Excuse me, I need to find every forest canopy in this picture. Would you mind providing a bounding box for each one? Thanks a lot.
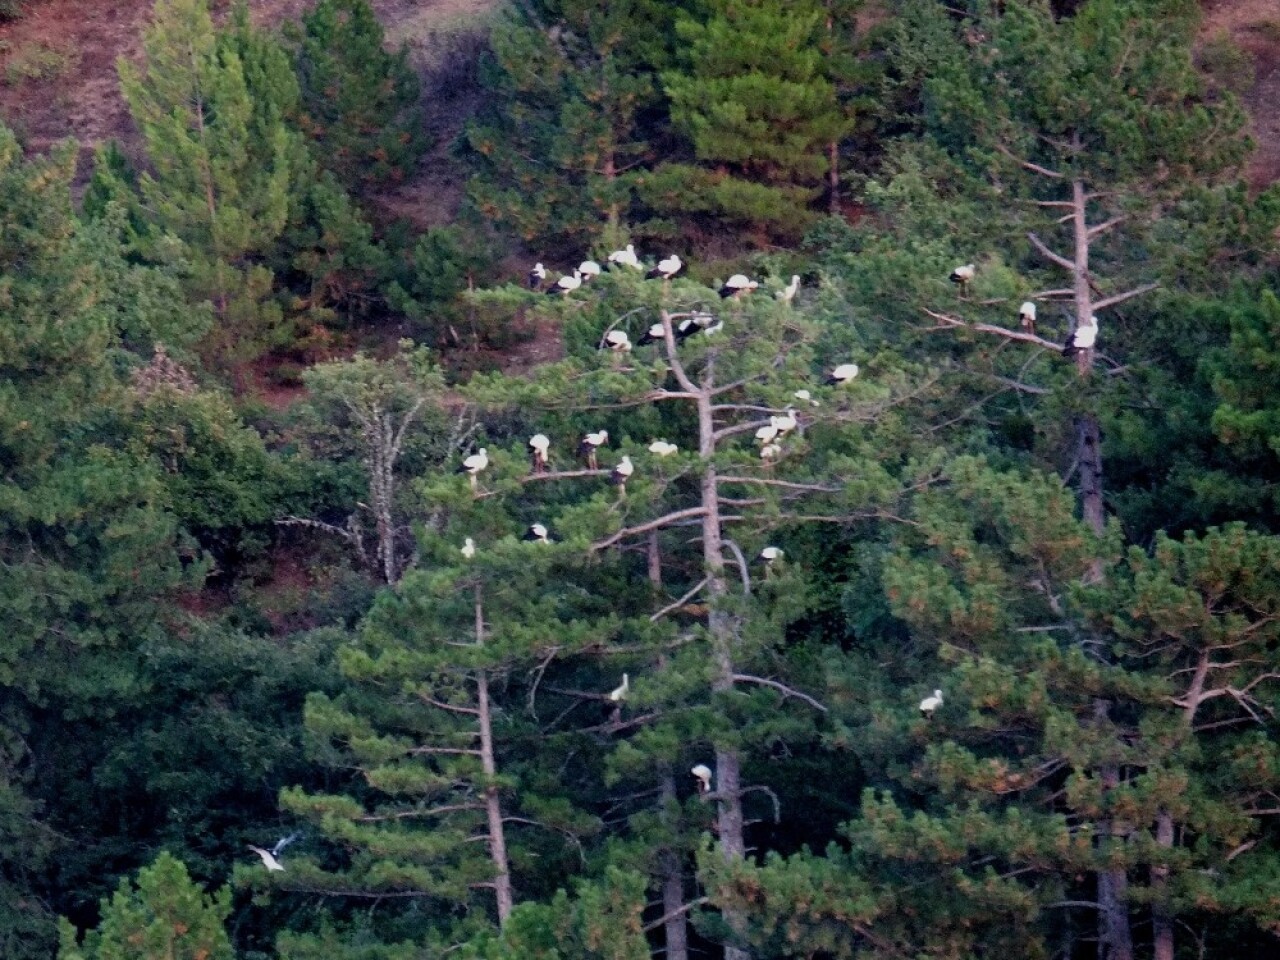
[3,1,1280,959]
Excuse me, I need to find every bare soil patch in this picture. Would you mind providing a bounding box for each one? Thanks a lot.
[1200,0,1280,188]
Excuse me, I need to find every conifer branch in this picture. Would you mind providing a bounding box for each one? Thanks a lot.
[593,506,709,551]
[650,578,711,622]
[996,143,1064,179]
[416,694,482,716]
[732,674,828,713]
[1087,215,1127,239]
[1092,283,1159,311]
[722,539,752,596]
[1026,232,1076,271]
[642,897,710,933]
[520,468,610,483]
[923,307,1064,350]
[718,476,843,493]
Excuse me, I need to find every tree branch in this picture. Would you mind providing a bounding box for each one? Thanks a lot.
[650,577,710,622]
[732,673,828,713]
[1092,282,1159,312]
[1086,215,1127,239]
[593,506,708,551]
[1026,232,1076,272]
[996,143,1065,179]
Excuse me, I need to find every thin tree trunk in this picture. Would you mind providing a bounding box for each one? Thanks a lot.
[1095,701,1132,960]
[475,587,513,924]
[651,533,689,960]
[1152,810,1174,960]
[695,373,749,960]
[1070,168,1131,960]
[660,769,690,960]
[1069,175,1105,543]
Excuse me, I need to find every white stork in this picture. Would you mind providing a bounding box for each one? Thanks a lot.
[919,689,944,719]
[529,434,551,474]
[461,537,476,560]
[638,322,666,346]
[609,673,630,702]
[691,764,713,794]
[607,244,641,269]
[793,389,821,407]
[648,440,678,457]
[1063,315,1099,357]
[578,260,603,280]
[522,522,554,544]
[528,262,547,290]
[823,363,860,386]
[603,329,632,353]
[719,274,759,299]
[776,274,801,303]
[1018,300,1036,334]
[580,429,609,469]
[646,254,683,281]
[950,263,975,293]
[457,448,489,490]
[547,271,583,295]
[248,833,299,873]
[760,546,784,563]
[771,407,798,435]
[610,454,635,492]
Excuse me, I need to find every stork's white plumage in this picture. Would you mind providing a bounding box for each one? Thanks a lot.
[793,389,821,407]
[776,274,801,303]
[648,440,678,457]
[547,271,583,295]
[522,523,553,544]
[578,260,603,279]
[1018,300,1037,333]
[646,254,683,280]
[610,454,635,488]
[607,244,641,269]
[719,273,759,299]
[248,832,298,872]
[950,263,976,288]
[1063,315,1099,356]
[580,430,609,469]
[823,363,860,386]
[760,441,783,461]
[760,546,784,562]
[461,537,476,560]
[609,673,630,702]
[529,434,551,473]
[458,448,489,489]
[771,407,798,435]
[638,322,666,346]
[691,763,713,793]
[528,262,547,290]
[604,329,632,353]
[919,689,944,718]
[756,423,781,445]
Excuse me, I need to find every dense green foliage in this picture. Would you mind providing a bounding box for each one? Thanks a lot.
[2,1,1280,959]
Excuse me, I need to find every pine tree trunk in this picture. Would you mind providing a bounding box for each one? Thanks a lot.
[660,769,690,960]
[696,368,749,960]
[1152,809,1174,960]
[651,534,689,960]
[1070,173,1131,960]
[475,587,514,924]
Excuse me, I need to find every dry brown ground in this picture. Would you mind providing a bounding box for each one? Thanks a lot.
[0,0,497,182]
[1200,0,1280,188]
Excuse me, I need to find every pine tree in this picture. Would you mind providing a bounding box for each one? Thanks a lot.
[287,0,424,194]
[644,0,853,242]
[118,0,300,368]
[464,0,683,251]
[0,124,186,960]
[57,852,234,960]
